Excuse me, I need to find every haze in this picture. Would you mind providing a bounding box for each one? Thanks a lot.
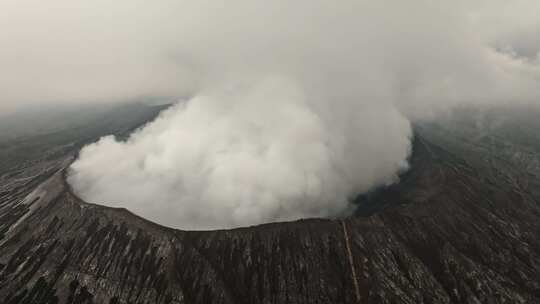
[2,1,540,229]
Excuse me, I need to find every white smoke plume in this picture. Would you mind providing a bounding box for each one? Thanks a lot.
[69,77,411,229]
[49,0,540,229]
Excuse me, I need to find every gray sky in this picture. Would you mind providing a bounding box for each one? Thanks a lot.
[1,0,539,115]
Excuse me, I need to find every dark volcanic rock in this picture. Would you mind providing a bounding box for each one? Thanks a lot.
[1,129,540,303]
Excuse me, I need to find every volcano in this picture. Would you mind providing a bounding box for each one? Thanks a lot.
[0,105,539,304]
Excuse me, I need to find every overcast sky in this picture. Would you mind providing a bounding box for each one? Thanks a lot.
[1,0,540,115]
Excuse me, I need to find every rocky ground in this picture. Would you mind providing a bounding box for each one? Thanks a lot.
[0,107,539,304]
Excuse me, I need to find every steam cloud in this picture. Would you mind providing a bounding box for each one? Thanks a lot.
[8,0,536,229]
[69,77,411,229]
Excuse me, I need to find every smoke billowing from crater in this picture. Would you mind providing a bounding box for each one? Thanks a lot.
[62,1,540,229]
[69,77,411,229]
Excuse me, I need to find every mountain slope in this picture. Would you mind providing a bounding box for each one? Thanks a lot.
[0,109,539,303]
